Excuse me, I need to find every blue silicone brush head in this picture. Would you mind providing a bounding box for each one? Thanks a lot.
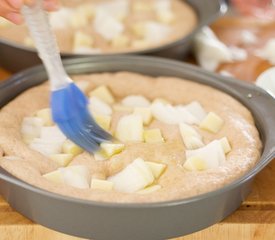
[22,1,112,153]
[51,83,112,153]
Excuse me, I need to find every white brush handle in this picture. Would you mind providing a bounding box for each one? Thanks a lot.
[21,0,71,90]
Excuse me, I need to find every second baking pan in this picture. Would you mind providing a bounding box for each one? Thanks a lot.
[0,0,227,72]
[0,56,274,240]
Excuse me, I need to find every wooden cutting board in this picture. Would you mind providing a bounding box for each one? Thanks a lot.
[0,68,9,80]
[0,15,275,240]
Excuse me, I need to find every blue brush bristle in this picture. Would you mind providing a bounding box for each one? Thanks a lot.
[51,83,112,153]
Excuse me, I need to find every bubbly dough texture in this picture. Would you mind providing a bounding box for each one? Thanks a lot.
[0,72,262,203]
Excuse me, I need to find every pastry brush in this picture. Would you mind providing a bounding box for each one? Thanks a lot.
[21,0,112,152]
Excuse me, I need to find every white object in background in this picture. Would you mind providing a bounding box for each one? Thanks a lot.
[255,67,275,98]
[154,0,172,12]
[94,11,124,41]
[255,39,275,65]
[229,46,248,61]
[240,30,257,45]
[49,8,72,29]
[96,0,129,20]
[73,47,102,55]
[219,70,234,77]
[193,27,232,71]
[144,22,171,44]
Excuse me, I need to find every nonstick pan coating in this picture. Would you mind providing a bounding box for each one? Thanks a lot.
[0,0,227,72]
[0,56,275,240]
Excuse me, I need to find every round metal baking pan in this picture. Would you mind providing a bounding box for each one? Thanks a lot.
[0,56,275,240]
[0,0,227,72]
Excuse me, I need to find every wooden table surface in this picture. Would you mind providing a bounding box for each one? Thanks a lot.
[1,16,275,240]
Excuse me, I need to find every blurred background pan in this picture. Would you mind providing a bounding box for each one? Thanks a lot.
[0,56,275,240]
[0,0,227,72]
